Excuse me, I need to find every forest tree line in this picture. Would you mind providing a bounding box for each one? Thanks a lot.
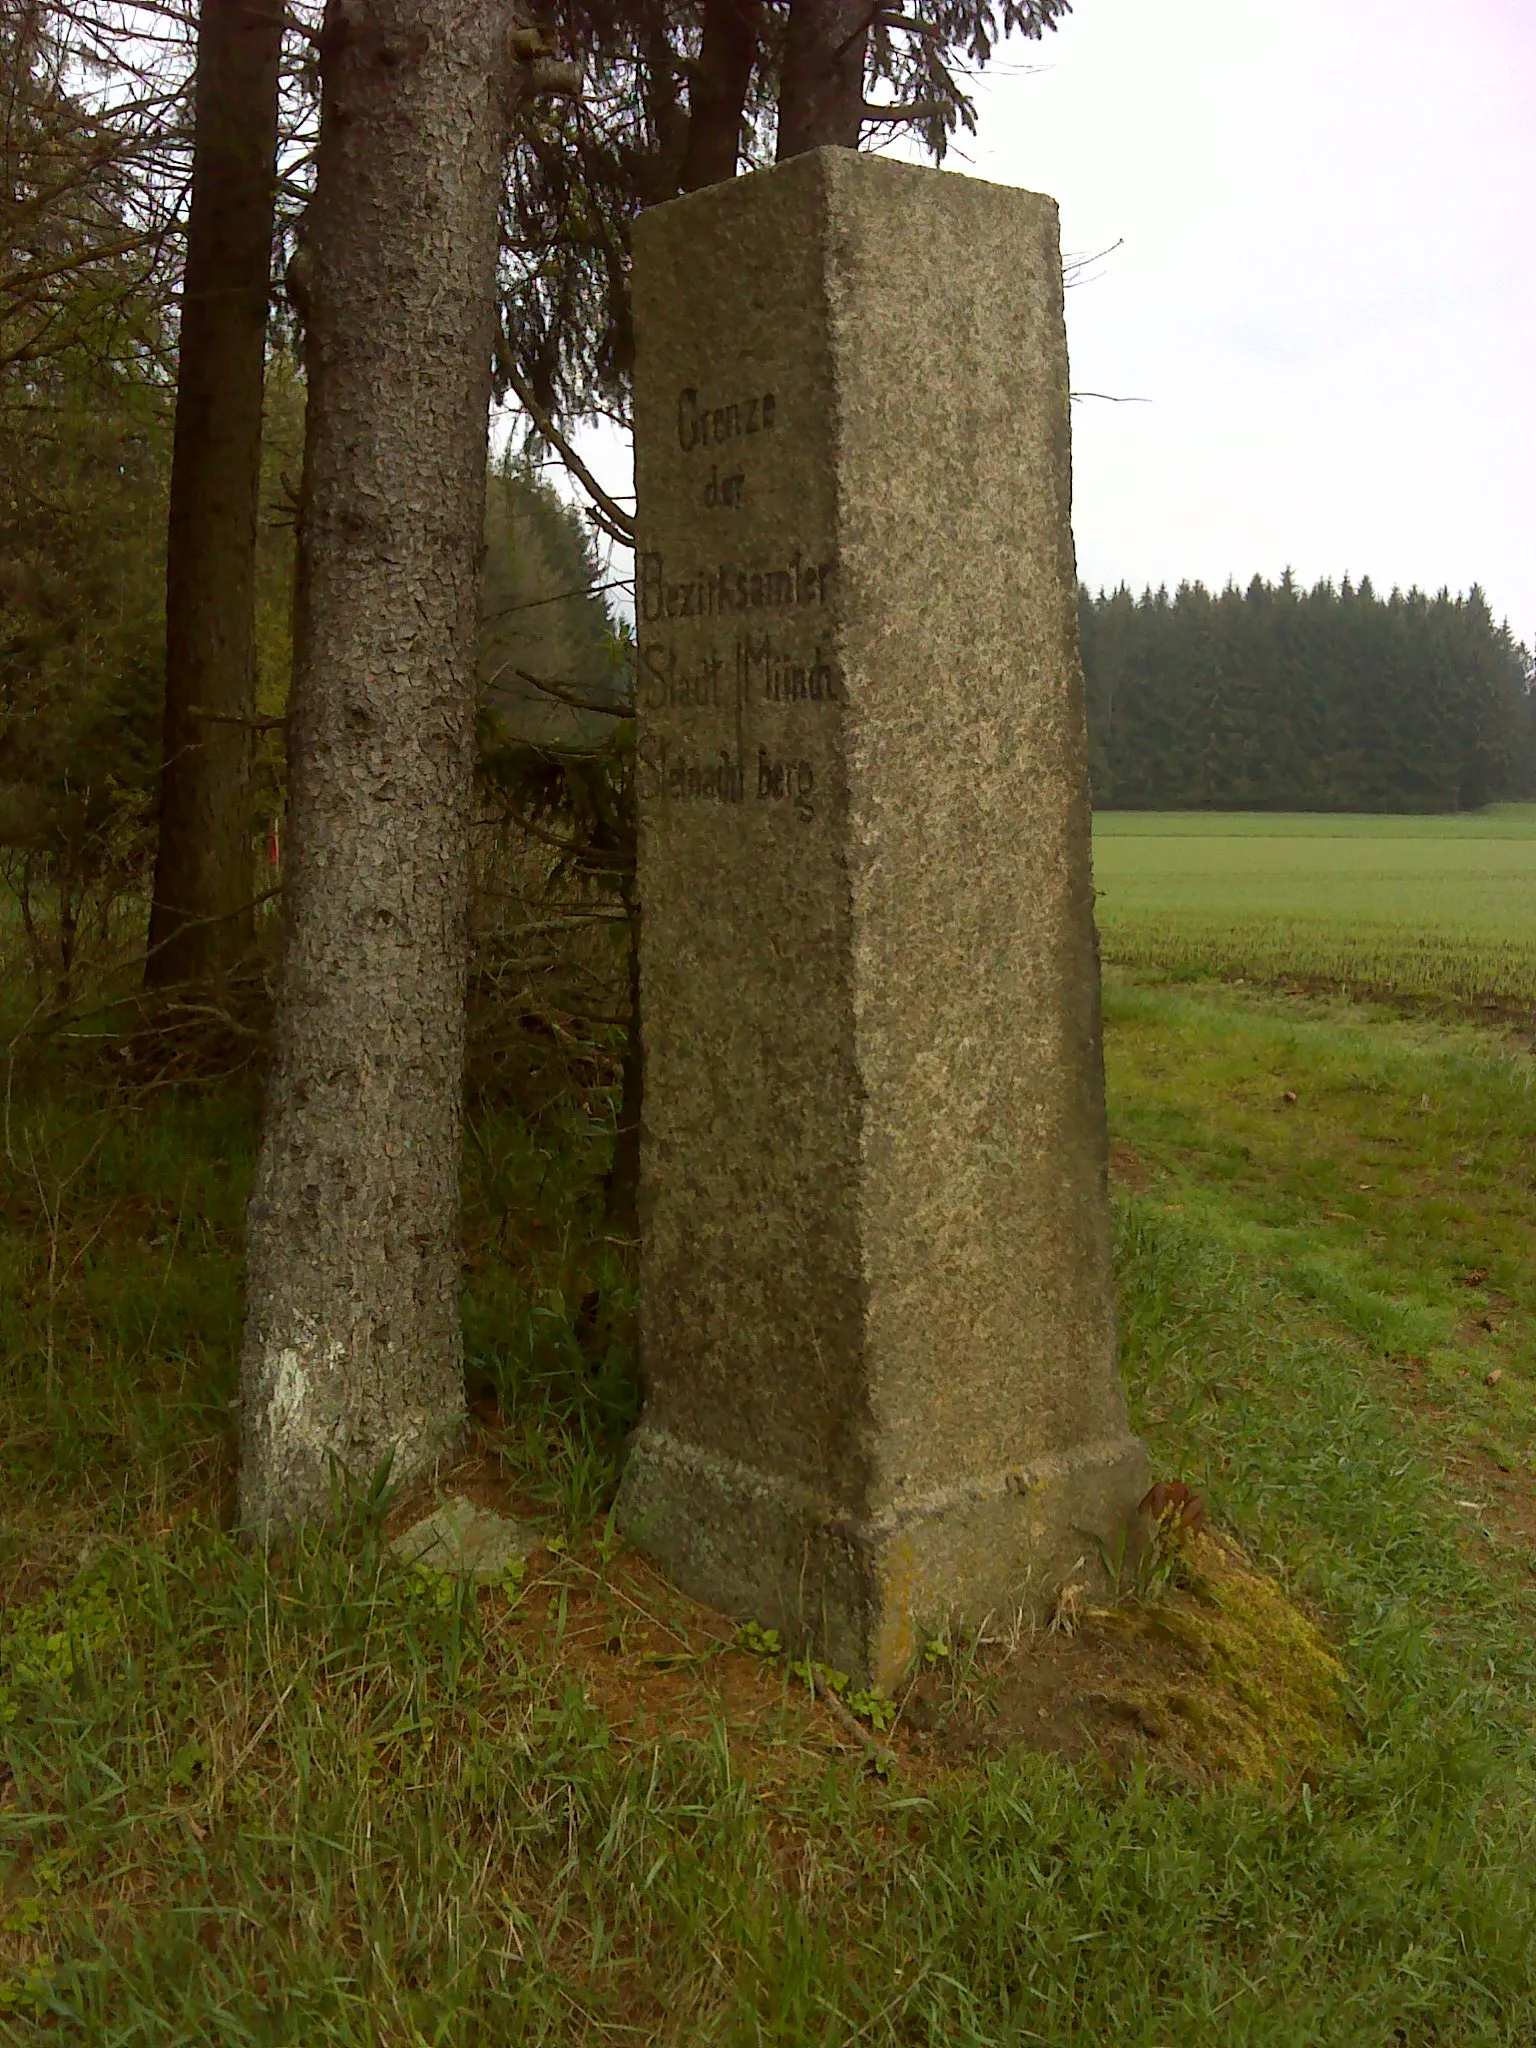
[1079,574,1536,812]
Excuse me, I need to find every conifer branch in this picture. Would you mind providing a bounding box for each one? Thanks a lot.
[499,355,636,546]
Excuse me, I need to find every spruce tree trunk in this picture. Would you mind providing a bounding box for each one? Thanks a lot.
[146,0,281,991]
[238,0,519,1536]
[775,0,870,157]
[679,0,761,190]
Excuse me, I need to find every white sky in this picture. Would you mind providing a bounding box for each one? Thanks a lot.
[562,0,1535,644]
[955,0,1535,641]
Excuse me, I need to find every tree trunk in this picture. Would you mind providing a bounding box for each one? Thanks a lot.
[238,0,519,1537]
[146,0,281,991]
[776,0,870,158]
[679,0,761,191]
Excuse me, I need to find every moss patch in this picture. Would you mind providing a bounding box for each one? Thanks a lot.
[1101,1529,1351,1780]
[897,1527,1350,1786]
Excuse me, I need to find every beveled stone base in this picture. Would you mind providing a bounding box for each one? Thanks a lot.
[617,1423,1152,1686]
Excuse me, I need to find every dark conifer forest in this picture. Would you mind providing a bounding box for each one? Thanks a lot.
[1078,574,1535,811]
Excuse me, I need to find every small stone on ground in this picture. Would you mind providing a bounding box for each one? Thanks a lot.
[390,1496,539,1580]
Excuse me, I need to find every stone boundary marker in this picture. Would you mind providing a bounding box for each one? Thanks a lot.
[616,147,1150,1685]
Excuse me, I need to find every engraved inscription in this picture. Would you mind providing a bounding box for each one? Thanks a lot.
[639,643,726,711]
[757,750,815,820]
[641,385,833,827]
[636,736,816,822]
[703,463,745,510]
[642,638,838,716]
[636,737,745,805]
[639,550,834,623]
[676,386,777,452]
[739,634,839,703]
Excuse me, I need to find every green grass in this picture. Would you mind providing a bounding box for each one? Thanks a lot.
[0,1066,632,1581]
[7,806,1536,2039]
[1103,977,1536,1484]
[1092,803,1536,1007]
[4,1001,1536,2040]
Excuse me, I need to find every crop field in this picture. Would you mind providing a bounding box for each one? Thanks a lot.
[1092,804,1536,1011]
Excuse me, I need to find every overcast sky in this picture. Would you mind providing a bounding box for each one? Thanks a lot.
[948,0,1535,640]
[561,0,1534,643]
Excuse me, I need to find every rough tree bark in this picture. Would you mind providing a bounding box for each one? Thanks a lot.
[776,0,872,157]
[678,0,762,189]
[238,0,534,1536]
[146,0,282,990]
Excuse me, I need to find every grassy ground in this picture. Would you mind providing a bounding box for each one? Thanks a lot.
[1104,977,1536,1511]
[4,851,1536,2038]
[1093,804,1536,1008]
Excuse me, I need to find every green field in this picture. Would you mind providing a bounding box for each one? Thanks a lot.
[4,813,1536,2040]
[1093,804,1536,1010]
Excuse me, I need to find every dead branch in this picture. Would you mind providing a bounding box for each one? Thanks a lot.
[515,668,634,719]
[187,707,287,730]
[808,1664,897,1771]
[861,97,951,125]
[498,351,636,545]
